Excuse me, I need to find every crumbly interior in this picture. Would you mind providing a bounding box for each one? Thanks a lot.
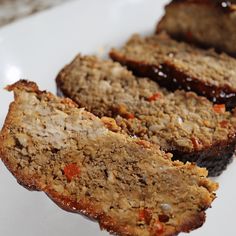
[57,55,236,153]
[1,86,217,236]
[110,33,236,90]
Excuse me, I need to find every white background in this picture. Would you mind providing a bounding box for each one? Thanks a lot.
[0,0,235,235]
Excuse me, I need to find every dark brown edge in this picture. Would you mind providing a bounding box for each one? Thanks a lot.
[156,1,236,56]
[156,30,236,57]
[5,80,39,93]
[0,81,42,191]
[45,189,137,236]
[163,0,236,13]
[0,80,216,236]
[46,188,208,236]
[110,52,236,110]
[171,135,236,177]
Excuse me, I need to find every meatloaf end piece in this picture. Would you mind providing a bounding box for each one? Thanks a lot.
[156,0,236,56]
[56,55,236,176]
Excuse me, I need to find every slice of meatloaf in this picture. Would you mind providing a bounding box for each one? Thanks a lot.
[56,55,236,176]
[0,80,218,236]
[156,0,236,56]
[110,32,236,110]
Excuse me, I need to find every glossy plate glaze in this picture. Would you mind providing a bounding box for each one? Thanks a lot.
[0,0,235,235]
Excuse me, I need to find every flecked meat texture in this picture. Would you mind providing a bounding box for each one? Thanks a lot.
[0,80,218,236]
[110,32,236,109]
[56,55,236,176]
[157,0,236,56]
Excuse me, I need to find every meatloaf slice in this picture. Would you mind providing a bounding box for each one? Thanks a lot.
[56,55,236,176]
[110,32,236,109]
[0,80,218,236]
[156,0,236,56]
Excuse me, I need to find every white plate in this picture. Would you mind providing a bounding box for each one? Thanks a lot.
[0,0,235,235]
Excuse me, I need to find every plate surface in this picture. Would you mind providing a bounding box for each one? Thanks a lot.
[0,0,235,235]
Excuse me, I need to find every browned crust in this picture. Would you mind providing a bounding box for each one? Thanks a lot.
[5,80,39,93]
[177,211,205,233]
[47,188,208,236]
[110,52,236,110]
[172,134,236,176]
[0,80,214,236]
[166,0,236,13]
[156,0,236,56]
[0,81,42,190]
[46,189,136,236]
[2,150,208,236]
